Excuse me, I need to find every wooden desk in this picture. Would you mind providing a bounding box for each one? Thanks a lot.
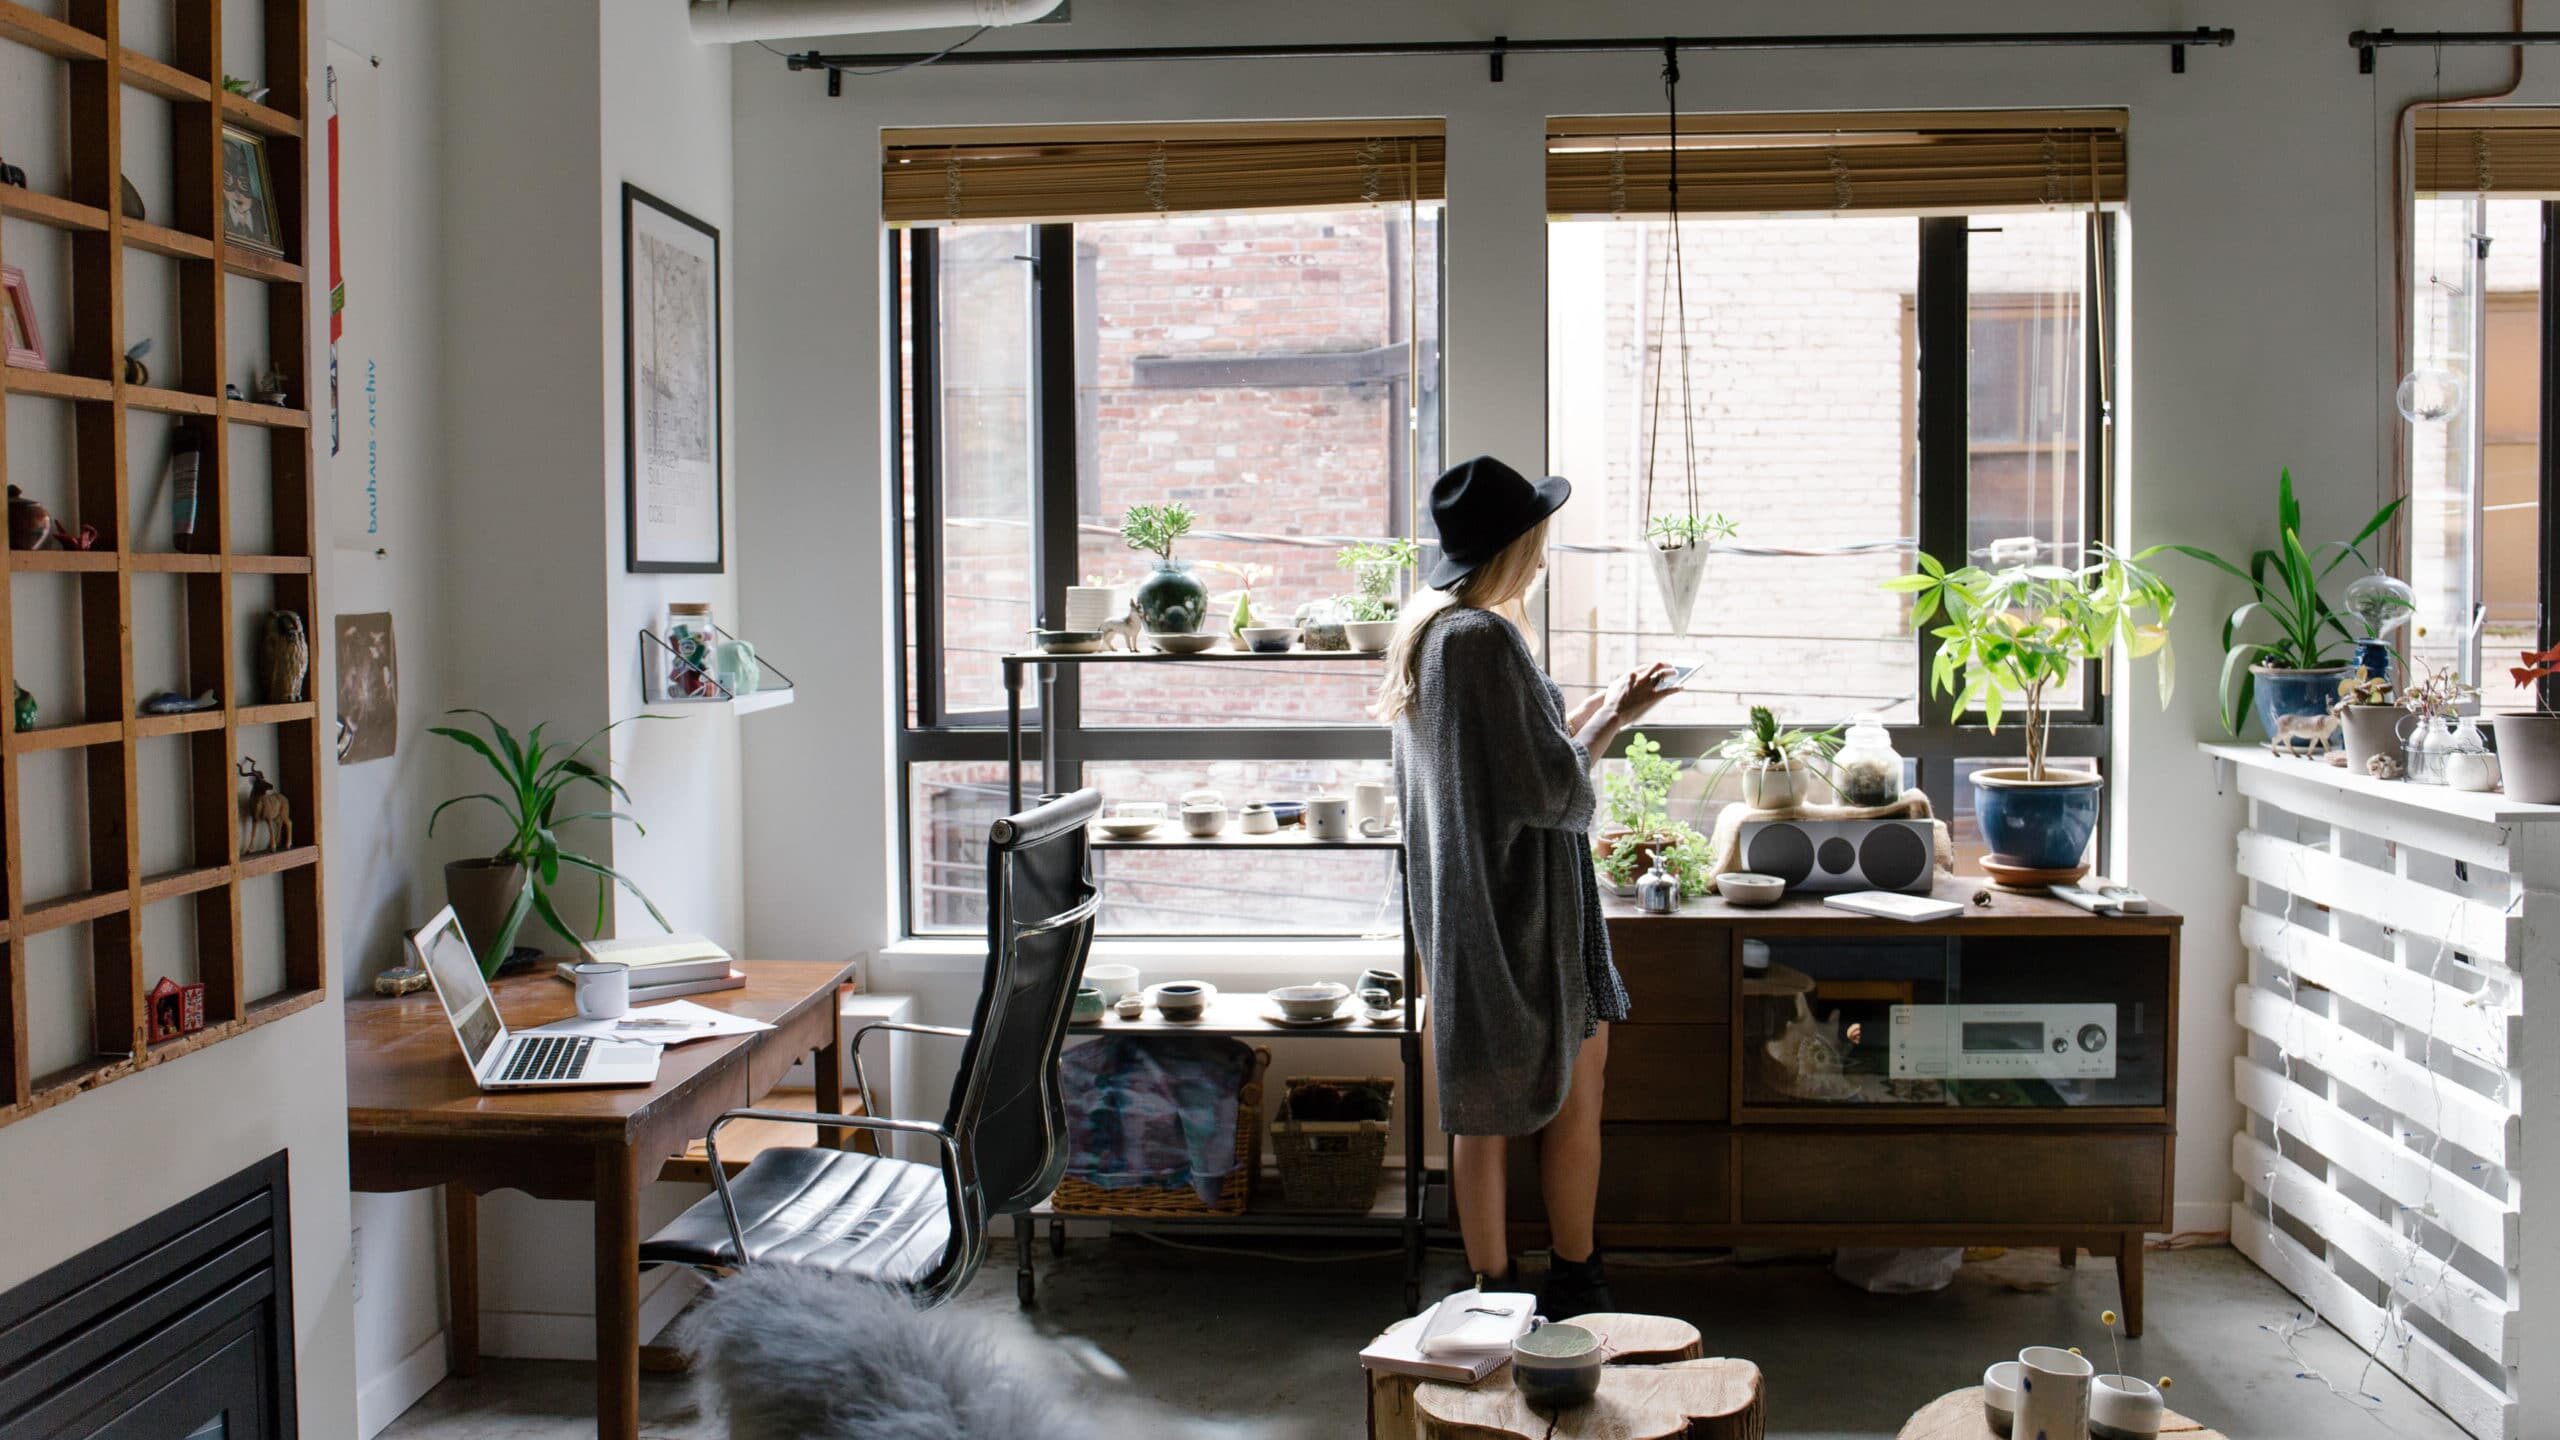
[346,959,856,1439]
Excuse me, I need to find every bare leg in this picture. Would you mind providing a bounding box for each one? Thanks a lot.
[1451,1134,1511,1277]
[1539,1025,1610,1263]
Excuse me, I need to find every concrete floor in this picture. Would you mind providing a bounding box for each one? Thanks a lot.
[380,1240,2473,1439]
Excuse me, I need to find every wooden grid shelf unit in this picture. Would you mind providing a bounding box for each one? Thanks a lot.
[0,0,323,1128]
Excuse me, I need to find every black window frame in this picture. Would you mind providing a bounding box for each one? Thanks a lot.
[891,211,2118,938]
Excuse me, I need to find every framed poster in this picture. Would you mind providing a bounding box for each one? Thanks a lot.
[622,183,723,573]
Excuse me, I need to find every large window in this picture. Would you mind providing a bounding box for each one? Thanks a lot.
[897,201,1441,934]
[1545,208,2112,864]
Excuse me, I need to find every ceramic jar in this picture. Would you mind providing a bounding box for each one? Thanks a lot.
[1134,560,1209,634]
[2013,1345,2093,1440]
[1831,717,1905,807]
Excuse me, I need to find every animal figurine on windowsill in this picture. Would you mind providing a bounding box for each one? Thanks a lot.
[260,610,310,703]
[2271,711,2340,759]
[1095,599,1143,654]
[238,756,291,854]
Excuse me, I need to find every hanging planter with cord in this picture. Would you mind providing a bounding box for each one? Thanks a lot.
[1637,47,1736,638]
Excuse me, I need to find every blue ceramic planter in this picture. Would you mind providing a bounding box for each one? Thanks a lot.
[1972,769,2101,871]
[2251,665,2350,749]
[1134,561,1209,634]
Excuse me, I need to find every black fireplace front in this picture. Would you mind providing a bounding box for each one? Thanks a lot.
[0,1153,297,1439]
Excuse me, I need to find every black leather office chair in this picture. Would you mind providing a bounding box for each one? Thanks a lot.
[639,787,1102,1306]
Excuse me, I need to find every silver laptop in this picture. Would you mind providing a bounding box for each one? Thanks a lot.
[410,907,661,1089]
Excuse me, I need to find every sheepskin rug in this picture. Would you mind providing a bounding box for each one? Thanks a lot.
[683,1266,1102,1440]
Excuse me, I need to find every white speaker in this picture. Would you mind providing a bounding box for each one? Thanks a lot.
[1733,818,1934,894]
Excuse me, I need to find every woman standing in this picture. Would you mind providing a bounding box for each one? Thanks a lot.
[1378,455,1681,1317]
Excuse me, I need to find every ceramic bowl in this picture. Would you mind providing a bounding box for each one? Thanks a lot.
[1345,619,1398,652]
[1360,967,1405,1004]
[1268,982,1351,1021]
[1148,981,1216,1021]
[1097,817,1163,839]
[1083,963,1140,1004]
[1239,626,1298,654]
[1263,800,1305,828]
[1181,803,1228,838]
[1511,1323,1606,1409]
[1030,629,1105,654]
[1071,985,1106,1025]
[1716,872,1787,907]
[2092,1374,2165,1440]
[1981,1360,2022,1438]
[1238,803,1280,835]
[1147,630,1222,655]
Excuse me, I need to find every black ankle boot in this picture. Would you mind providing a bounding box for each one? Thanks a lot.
[1472,1264,1517,1293]
[1538,1250,1615,1319]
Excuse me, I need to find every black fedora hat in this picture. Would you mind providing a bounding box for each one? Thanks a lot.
[1425,455,1571,589]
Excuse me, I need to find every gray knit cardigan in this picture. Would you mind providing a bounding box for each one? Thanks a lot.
[1392,607,1625,1136]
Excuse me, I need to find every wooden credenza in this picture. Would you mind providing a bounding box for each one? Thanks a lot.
[1507,880,2181,1332]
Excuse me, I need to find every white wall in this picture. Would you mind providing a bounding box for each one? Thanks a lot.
[734,0,2543,1235]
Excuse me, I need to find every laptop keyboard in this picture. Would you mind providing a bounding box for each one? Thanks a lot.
[499,1035,592,1083]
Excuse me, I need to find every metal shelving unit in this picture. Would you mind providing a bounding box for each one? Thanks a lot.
[1000,648,1432,1310]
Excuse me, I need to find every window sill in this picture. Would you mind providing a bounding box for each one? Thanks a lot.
[877,933,1402,977]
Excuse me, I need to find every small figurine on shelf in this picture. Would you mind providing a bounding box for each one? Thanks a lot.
[119,174,143,222]
[252,363,288,407]
[7,486,98,551]
[0,159,26,189]
[1096,599,1143,654]
[140,689,219,715]
[146,977,208,1043]
[238,756,292,853]
[123,338,151,386]
[12,682,33,733]
[223,383,244,401]
[222,75,272,104]
[372,963,429,997]
[260,611,310,703]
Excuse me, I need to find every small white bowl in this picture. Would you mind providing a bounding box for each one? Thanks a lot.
[1716,872,1786,907]
[1981,1360,2022,1437]
[1147,631,1222,655]
[2092,1374,2165,1440]
[1239,626,1298,654]
[1268,982,1350,1021]
[1097,817,1162,839]
[1344,619,1398,652]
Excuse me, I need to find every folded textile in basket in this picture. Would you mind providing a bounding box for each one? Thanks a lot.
[1062,1035,1258,1206]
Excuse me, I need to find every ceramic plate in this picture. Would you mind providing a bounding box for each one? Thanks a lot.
[1262,1007,1353,1028]
[1096,818,1163,839]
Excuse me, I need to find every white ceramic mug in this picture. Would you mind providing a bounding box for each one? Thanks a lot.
[1307,793,1353,841]
[1352,779,1390,829]
[2014,1345,2093,1440]
[567,961,630,1020]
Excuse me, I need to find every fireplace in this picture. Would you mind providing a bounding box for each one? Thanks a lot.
[0,1153,297,1439]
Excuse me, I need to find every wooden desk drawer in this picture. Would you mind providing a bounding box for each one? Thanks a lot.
[1509,1125,1733,1226]
[1608,923,1732,1023]
[1604,1025,1730,1123]
[1738,1132,2165,1227]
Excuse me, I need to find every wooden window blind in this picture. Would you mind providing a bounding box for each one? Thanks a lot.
[2416,109,2560,194]
[882,122,1445,226]
[1547,110,2126,218]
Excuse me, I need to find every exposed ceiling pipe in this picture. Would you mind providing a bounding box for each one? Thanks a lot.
[689,0,1062,46]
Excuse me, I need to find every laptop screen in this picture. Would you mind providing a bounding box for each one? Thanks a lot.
[419,916,503,1070]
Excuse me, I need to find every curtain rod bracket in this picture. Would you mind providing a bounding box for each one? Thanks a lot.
[2170,41,2185,73]
[1489,35,1506,82]
[1661,39,1680,86]
[827,65,843,97]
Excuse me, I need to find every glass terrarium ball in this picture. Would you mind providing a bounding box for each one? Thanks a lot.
[2343,572,2418,639]
[2396,367,2463,423]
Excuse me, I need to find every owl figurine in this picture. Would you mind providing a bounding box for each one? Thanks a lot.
[260,611,310,705]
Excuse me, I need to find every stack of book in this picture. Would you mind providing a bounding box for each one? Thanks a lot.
[559,934,744,1000]
[1359,1288,1536,1383]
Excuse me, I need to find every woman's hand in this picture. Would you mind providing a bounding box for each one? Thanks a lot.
[1576,661,1682,759]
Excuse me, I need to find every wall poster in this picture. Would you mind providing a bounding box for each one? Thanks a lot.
[622,184,723,573]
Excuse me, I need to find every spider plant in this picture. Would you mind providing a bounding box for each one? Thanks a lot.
[430,710,670,975]
[1699,704,1840,807]
[1646,512,1739,550]
[2166,468,2403,734]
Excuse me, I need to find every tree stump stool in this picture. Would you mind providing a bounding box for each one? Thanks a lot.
[1367,1314,1765,1440]
[1897,1386,2226,1440]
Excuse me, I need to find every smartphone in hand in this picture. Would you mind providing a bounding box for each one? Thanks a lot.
[1661,659,1704,691]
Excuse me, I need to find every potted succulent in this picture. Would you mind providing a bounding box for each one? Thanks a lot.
[2169,469,2402,746]
[2498,644,2560,803]
[1592,733,1716,897]
[430,710,671,976]
[1701,704,1838,810]
[2330,667,2406,777]
[1882,542,2175,877]
[1646,512,1738,638]
[1121,502,1208,634]
[1337,538,1419,649]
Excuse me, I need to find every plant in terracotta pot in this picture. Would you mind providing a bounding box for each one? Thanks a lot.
[1121,502,1208,635]
[2498,644,2560,803]
[2329,666,2406,778]
[1883,542,2175,879]
[430,710,671,976]
[1700,704,1838,811]
[2168,468,2401,745]
[1592,733,1715,897]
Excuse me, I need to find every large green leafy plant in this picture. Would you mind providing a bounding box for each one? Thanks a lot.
[2167,468,2401,733]
[1594,733,1714,897]
[1700,704,1839,797]
[1883,543,2176,780]
[430,710,670,974]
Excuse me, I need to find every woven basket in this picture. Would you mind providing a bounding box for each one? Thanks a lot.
[1270,1075,1394,1212]
[1050,1046,1269,1217]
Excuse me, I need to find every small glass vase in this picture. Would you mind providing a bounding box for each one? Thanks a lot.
[2404,713,2482,786]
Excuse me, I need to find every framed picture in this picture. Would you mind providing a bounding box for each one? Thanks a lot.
[622,183,722,573]
[220,125,285,257]
[1,265,43,371]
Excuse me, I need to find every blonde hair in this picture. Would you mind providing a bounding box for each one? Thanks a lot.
[1372,518,1550,723]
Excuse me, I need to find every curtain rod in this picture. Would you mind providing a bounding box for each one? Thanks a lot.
[788,28,2235,95]
[2351,29,2559,73]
